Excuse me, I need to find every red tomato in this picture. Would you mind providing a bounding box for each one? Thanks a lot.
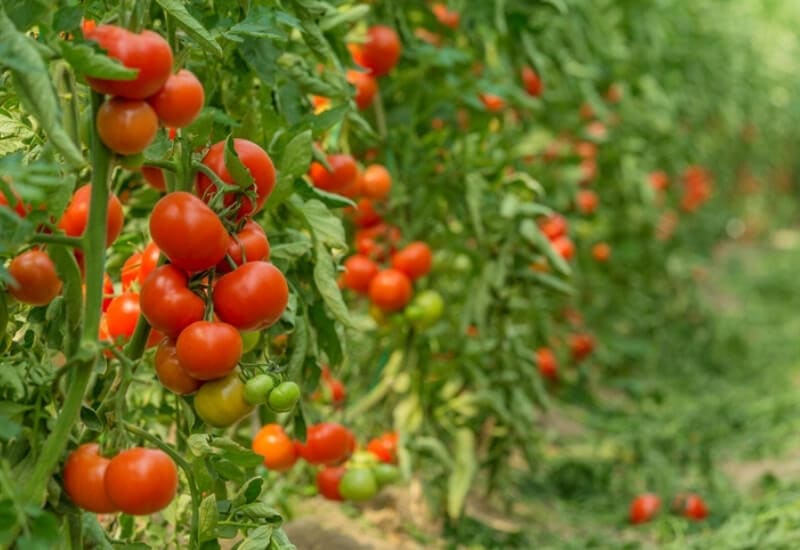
[575,141,597,160]
[343,254,379,294]
[141,166,166,191]
[536,347,558,381]
[432,3,460,29]
[569,333,595,361]
[216,221,270,273]
[149,192,230,272]
[367,432,398,464]
[338,166,364,199]
[147,69,205,128]
[551,236,575,261]
[592,242,611,262]
[317,466,346,501]
[351,198,382,228]
[391,242,432,280]
[479,93,505,112]
[252,424,298,471]
[521,66,543,97]
[674,493,709,521]
[347,70,377,110]
[606,83,623,103]
[59,185,124,247]
[361,164,392,200]
[308,154,358,193]
[355,223,401,261]
[296,423,354,465]
[368,269,413,312]
[176,321,242,380]
[195,139,276,220]
[539,214,568,240]
[63,443,118,513]
[140,242,160,283]
[579,158,598,185]
[121,252,142,291]
[576,189,599,214]
[96,98,159,155]
[106,292,141,341]
[85,25,173,99]
[629,493,661,524]
[154,338,202,394]
[139,265,205,338]
[649,170,669,191]
[7,249,62,306]
[104,448,178,515]
[212,262,288,331]
[0,187,27,217]
[101,273,114,312]
[360,25,402,77]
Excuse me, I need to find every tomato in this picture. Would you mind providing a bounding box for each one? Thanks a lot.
[326,378,346,406]
[551,236,575,261]
[59,185,124,247]
[576,189,599,214]
[575,141,597,160]
[649,170,669,191]
[139,265,205,338]
[316,466,346,501]
[339,468,378,502]
[391,242,432,280]
[338,166,364,199]
[479,93,505,112]
[252,424,297,471]
[149,192,230,272]
[366,432,398,464]
[674,493,709,521]
[104,447,178,515]
[212,262,288,331]
[432,3,460,29]
[360,25,402,77]
[176,321,242,381]
[308,154,358,193]
[342,254,379,294]
[361,164,392,200]
[267,381,300,413]
[347,69,377,110]
[592,242,611,262]
[85,24,173,99]
[580,158,598,185]
[101,273,114,312]
[521,66,543,97]
[140,242,160,282]
[243,374,275,405]
[355,223,401,261]
[195,139,276,220]
[62,443,117,513]
[350,198,382,228]
[369,269,413,312]
[106,292,141,341]
[7,250,62,306]
[535,347,558,381]
[569,333,595,361]
[147,69,204,128]
[216,221,270,273]
[539,214,568,240]
[296,423,354,465]
[606,83,623,103]
[96,98,159,155]
[194,370,254,428]
[373,463,401,486]
[586,121,607,140]
[0,187,27,217]
[141,166,166,191]
[405,289,444,330]
[121,252,142,291]
[154,338,201,394]
[629,493,661,524]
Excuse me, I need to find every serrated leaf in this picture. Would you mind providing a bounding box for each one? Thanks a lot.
[59,41,138,80]
[268,529,297,550]
[292,198,346,249]
[238,526,274,550]
[278,129,312,183]
[293,178,354,209]
[198,494,218,542]
[269,238,313,263]
[155,0,222,58]
[239,37,281,87]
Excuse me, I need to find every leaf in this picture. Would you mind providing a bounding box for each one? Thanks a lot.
[519,219,571,277]
[447,428,477,520]
[198,494,218,542]
[155,0,222,58]
[286,311,309,380]
[269,238,313,263]
[16,510,60,550]
[313,242,351,327]
[224,136,255,189]
[238,526,274,550]
[278,130,312,183]
[465,173,486,241]
[319,5,371,31]
[239,37,281,87]
[269,529,297,550]
[81,513,113,550]
[234,502,283,523]
[59,42,138,80]
[292,198,346,249]
[224,6,290,42]
[293,178,355,209]
[309,301,342,366]
[0,414,20,440]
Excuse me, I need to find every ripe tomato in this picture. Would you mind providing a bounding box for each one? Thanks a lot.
[154,338,201,394]
[59,185,124,247]
[366,432,398,464]
[539,214,567,240]
[551,235,575,261]
[296,422,354,465]
[355,223,401,261]
[346,70,377,110]
[140,241,160,282]
[432,3,460,29]
[479,93,505,112]
[141,166,166,191]
[343,254,379,294]
[674,493,709,521]
[105,292,141,341]
[391,242,432,280]
[369,269,412,312]
[316,466,346,501]
[576,189,599,214]
[575,141,597,160]
[649,170,669,191]
[252,424,297,471]
[0,187,27,217]
[176,321,242,381]
[7,249,62,306]
[629,493,661,524]
[217,221,270,273]
[104,448,178,515]
[147,69,204,128]
[213,262,288,331]
[195,139,276,220]
[536,347,558,381]
[570,333,595,361]
[62,443,117,513]
[267,381,300,413]
[85,24,172,98]
[326,377,346,406]
[96,98,158,155]
[121,252,143,291]
[339,468,378,502]
[194,370,254,427]
[149,192,230,272]
[361,164,392,200]
[521,66,543,97]
[350,198,382,228]
[360,25,402,77]
[139,265,205,338]
[308,154,358,193]
[592,242,611,262]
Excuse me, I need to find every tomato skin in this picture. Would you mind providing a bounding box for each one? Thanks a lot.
[216,221,270,273]
[361,164,392,200]
[104,448,178,515]
[194,370,254,428]
[355,223,401,261]
[139,265,205,338]
[7,250,62,306]
[368,269,413,312]
[309,154,358,193]
[63,444,118,513]
[0,188,28,216]
[243,374,275,405]
[366,439,394,464]
[59,185,124,247]
[592,242,611,262]
[347,69,377,110]
[570,333,595,361]
[360,25,402,77]
[339,468,378,502]
[252,424,297,471]
[105,292,141,341]
[195,139,276,220]
[649,171,669,191]
[176,321,242,381]
[121,252,142,291]
[97,98,159,155]
[141,166,166,191]
[297,423,354,465]
[536,347,558,380]
[149,192,230,272]
[576,189,599,214]
[539,214,568,240]
[674,493,709,521]
[521,66,543,97]
[316,466,346,500]
[432,3,460,29]
[213,262,288,331]
[267,381,300,413]
[405,290,444,330]
[154,338,201,394]
[391,242,432,280]
[629,493,661,524]
[85,25,173,99]
[479,93,505,112]
[351,198,382,228]
[343,254,379,294]
[147,69,204,128]
[551,236,575,261]
[139,242,160,282]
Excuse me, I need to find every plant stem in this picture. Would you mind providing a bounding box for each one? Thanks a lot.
[30,234,84,248]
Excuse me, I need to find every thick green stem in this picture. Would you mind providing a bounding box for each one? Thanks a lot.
[30,234,83,248]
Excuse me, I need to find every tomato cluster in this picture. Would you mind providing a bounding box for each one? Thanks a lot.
[628,492,709,524]
[311,365,346,407]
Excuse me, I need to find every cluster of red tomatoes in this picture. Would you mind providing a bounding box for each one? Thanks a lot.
[629,492,709,524]
[534,327,596,382]
[647,165,713,242]
[63,444,177,516]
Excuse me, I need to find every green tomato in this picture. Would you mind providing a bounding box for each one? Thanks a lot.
[118,152,144,170]
[194,371,254,428]
[241,331,261,353]
[243,374,275,405]
[405,290,444,329]
[349,450,379,467]
[338,468,378,502]
[372,463,400,487]
[268,381,300,413]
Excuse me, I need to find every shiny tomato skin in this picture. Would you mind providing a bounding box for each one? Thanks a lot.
[629,493,661,524]
[339,468,378,502]
[121,252,142,291]
[63,443,118,513]
[149,192,230,272]
[141,166,166,191]
[195,139,276,220]
[361,164,392,200]
[539,214,568,240]
[317,466,346,500]
[366,433,398,464]
[570,333,595,361]
[59,185,124,247]
[147,69,204,128]
[592,242,611,262]
[85,25,173,99]
[104,447,178,515]
[343,254,379,293]
[176,321,242,381]
[351,198,382,228]
[105,292,141,341]
[576,189,599,214]
[212,262,288,331]
[361,25,402,77]
[139,242,160,282]
[97,98,159,155]
[347,69,377,110]
[216,221,270,273]
[252,424,298,471]
[551,236,575,261]
[154,338,201,394]
[194,370,254,428]
[675,493,709,521]
[139,264,205,338]
[7,250,62,306]
[0,188,27,216]
[536,347,558,381]
[368,269,413,312]
[521,66,543,97]
[297,423,354,465]
[308,154,358,193]
[479,93,505,112]
[355,223,401,261]
[391,242,432,280]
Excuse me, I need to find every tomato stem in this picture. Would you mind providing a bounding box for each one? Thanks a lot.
[29,233,84,248]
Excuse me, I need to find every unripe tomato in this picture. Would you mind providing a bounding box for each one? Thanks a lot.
[195,139,276,220]
[316,466,346,500]
[268,381,300,412]
[97,98,158,155]
[176,321,242,381]
[674,493,709,521]
[85,25,173,99]
[576,189,599,214]
[194,370,254,428]
[551,236,575,261]
[7,250,62,306]
[360,25,402,77]
[479,93,505,112]
[629,493,661,524]
[154,338,201,394]
[252,424,297,471]
[535,347,558,381]
[105,292,141,341]
[592,242,611,262]
[216,221,270,273]
[63,443,117,513]
[404,289,444,330]
[569,333,595,361]
[141,166,166,191]
[296,422,354,465]
[521,66,543,97]
[432,3,460,29]
[59,185,124,247]
[147,69,205,128]
[149,192,230,272]
[368,269,413,312]
[391,242,432,280]
[361,164,392,200]
[139,265,205,338]
[104,448,178,515]
[243,374,274,405]
[342,254,379,294]
[372,463,401,486]
[339,468,378,502]
[539,214,568,240]
[213,262,288,331]
[308,154,358,193]
[347,69,377,110]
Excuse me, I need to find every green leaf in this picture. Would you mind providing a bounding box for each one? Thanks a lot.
[0,414,20,440]
[223,136,255,190]
[198,494,218,542]
[292,198,346,249]
[293,178,355,209]
[519,219,571,277]
[81,513,112,550]
[465,173,486,241]
[309,301,342,366]
[155,0,222,58]
[224,6,290,42]
[59,42,138,80]
[269,238,313,263]
[286,311,309,380]
[279,130,312,183]
[239,37,281,87]
[319,5,370,31]
[447,428,477,520]
[313,242,351,327]
[269,529,297,550]
[16,509,60,550]
[238,526,274,550]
